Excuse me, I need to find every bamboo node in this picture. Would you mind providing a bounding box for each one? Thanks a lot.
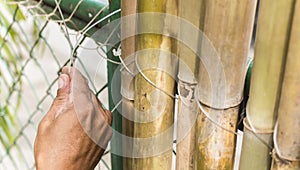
[245,104,274,134]
[195,90,239,136]
[273,121,300,161]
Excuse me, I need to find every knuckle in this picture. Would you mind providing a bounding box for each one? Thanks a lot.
[53,94,68,105]
[56,91,68,100]
[105,110,112,125]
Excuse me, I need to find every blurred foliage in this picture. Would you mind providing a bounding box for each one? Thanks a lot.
[0,0,40,150]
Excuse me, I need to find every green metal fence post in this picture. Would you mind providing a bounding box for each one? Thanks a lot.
[107,0,123,170]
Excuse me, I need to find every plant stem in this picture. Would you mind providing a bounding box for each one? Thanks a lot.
[272,1,300,168]
[240,0,296,169]
[196,0,256,169]
[176,0,203,169]
[132,0,177,169]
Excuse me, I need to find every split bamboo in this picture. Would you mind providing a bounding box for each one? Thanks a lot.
[195,0,256,169]
[176,0,203,169]
[271,1,300,169]
[239,0,296,169]
[132,0,177,169]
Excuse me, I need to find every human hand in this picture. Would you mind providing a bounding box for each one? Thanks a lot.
[34,67,112,170]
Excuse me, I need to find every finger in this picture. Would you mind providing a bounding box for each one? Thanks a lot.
[57,74,71,97]
[45,74,71,120]
[62,66,88,84]
[61,66,72,79]
[62,67,112,125]
[104,109,112,126]
[62,67,93,101]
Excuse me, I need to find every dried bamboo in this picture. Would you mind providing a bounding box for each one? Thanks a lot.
[271,1,300,169]
[272,153,300,170]
[132,0,177,169]
[176,0,203,169]
[195,0,256,169]
[121,0,137,169]
[176,88,197,170]
[195,106,240,170]
[239,0,296,169]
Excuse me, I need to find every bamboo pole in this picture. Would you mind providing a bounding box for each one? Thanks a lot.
[195,0,256,169]
[195,106,240,170]
[239,1,296,169]
[132,0,177,169]
[176,0,203,169]
[271,1,300,169]
[272,154,300,170]
[121,0,137,169]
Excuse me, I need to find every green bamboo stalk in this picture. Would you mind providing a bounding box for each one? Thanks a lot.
[195,0,256,169]
[271,1,300,169]
[132,0,177,169]
[239,1,296,169]
[176,0,203,169]
[121,0,137,169]
[107,0,122,170]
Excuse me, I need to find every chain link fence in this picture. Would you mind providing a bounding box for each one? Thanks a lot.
[0,1,250,169]
[0,1,116,169]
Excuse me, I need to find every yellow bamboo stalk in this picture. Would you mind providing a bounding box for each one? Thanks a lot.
[121,0,137,169]
[132,0,177,169]
[196,0,256,169]
[271,1,300,169]
[195,106,240,170]
[176,0,203,169]
[239,0,296,169]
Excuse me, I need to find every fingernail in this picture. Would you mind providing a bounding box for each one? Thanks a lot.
[58,77,65,89]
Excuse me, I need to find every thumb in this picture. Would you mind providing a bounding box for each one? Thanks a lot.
[46,74,71,120]
[56,74,70,98]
